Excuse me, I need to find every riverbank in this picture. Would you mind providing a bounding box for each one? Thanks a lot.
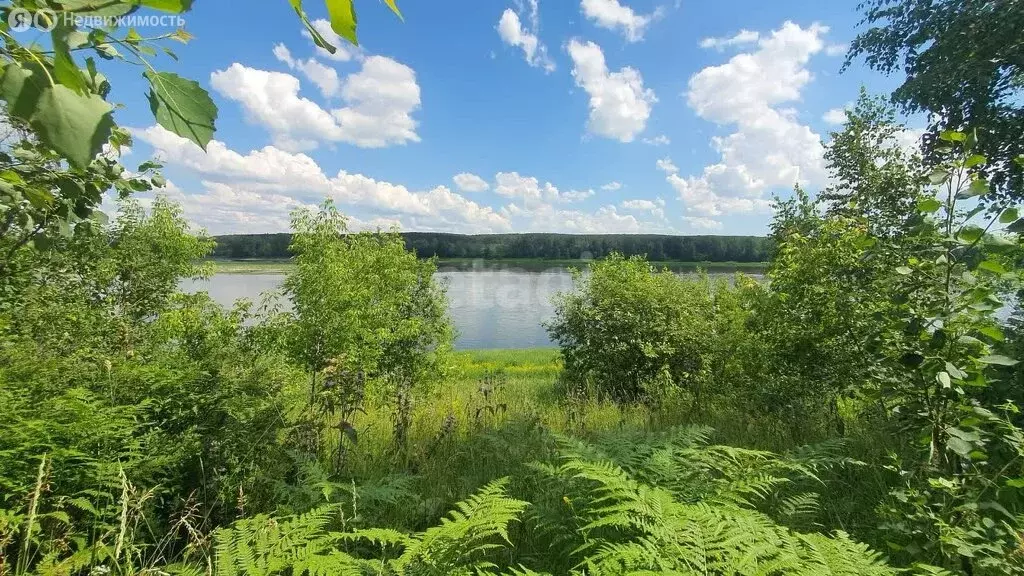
[209,258,768,274]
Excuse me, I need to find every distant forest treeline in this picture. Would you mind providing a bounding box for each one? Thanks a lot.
[212,233,774,262]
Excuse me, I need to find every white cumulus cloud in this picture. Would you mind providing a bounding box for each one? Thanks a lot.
[601,181,622,191]
[497,2,556,73]
[453,172,490,192]
[501,202,669,233]
[568,38,656,142]
[699,29,760,50]
[621,198,665,219]
[134,126,509,234]
[211,55,420,150]
[673,21,830,217]
[656,157,678,173]
[296,59,341,99]
[272,43,295,68]
[332,55,421,147]
[561,188,595,202]
[135,128,681,235]
[274,46,341,99]
[823,107,848,125]
[580,0,656,42]
[494,172,597,205]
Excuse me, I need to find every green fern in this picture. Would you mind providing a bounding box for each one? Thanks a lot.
[521,436,897,576]
[195,430,897,576]
[212,478,527,576]
[396,478,528,575]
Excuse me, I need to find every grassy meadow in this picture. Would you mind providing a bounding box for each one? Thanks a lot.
[283,346,899,547]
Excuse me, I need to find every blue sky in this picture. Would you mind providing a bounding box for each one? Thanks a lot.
[97,0,907,235]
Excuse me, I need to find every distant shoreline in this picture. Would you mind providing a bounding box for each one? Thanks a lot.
[208,258,768,274]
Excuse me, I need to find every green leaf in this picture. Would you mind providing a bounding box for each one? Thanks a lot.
[917,197,942,213]
[939,130,966,142]
[1000,207,1019,223]
[383,0,403,20]
[51,28,88,94]
[125,28,143,45]
[985,234,1014,247]
[58,0,138,16]
[896,266,912,275]
[936,371,951,388]
[289,0,337,54]
[170,29,193,43]
[928,169,950,185]
[325,0,359,45]
[978,355,1018,366]
[946,436,972,457]
[0,63,47,121]
[977,259,1006,274]
[32,84,115,168]
[1007,218,1024,234]
[959,335,984,347]
[957,225,984,243]
[964,154,986,168]
[94,42,120,60]
[23,186,55,209]
[978,326,1004,342]
[945,362,967,380]
[140,0,193,12]
[900,352,925,368]
[144,71,217,150]
[960,179,988,198]
[965,128,978,151]
[1006,478,1024,488]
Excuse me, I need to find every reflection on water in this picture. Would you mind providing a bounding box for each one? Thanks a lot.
[440,268,575,349]
[182,273,285,309]
[181,267,752,350]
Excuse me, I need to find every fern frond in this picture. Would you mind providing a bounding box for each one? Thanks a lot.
[336,526,411,548]
[396,478,527,574]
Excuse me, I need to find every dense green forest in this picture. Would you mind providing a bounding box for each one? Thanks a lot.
[211,232,774,262]
[3,0,1024,575]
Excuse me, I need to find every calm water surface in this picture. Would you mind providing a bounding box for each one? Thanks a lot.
[181,267,745,349]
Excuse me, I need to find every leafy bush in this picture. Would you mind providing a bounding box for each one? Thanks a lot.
[282,201,454,461]
[546,254,721,405]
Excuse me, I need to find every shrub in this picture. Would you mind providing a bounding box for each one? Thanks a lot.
[546,254,718,405]
[283,201,455,459]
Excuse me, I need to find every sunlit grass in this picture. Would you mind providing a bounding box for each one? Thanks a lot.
[332,347,703,526]
[210,259,294,273]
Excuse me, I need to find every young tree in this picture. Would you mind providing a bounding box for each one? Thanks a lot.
[846,0,1024,202]
[819,90,927,239]
[106,196,214,321]
[283,201,453,459]
[869,134,1024,574]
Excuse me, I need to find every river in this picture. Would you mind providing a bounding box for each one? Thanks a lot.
[181,266,749,349]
